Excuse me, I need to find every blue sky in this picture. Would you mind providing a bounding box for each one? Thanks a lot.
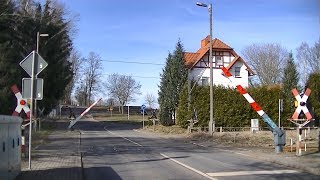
[58,0,319,106]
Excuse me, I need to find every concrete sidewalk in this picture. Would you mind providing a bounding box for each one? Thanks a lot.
[15,130,82,180]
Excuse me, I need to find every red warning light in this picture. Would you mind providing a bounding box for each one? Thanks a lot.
[20,100,26,105]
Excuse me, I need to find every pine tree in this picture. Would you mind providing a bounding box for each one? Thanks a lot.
[158,53,173,125]
[158,40,188,125]
[281,52,299,123]
[282,52,299,96]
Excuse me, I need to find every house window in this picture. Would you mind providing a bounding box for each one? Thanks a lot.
[235,67,241,77]
[201,77,209,86]
[215,56,223,67]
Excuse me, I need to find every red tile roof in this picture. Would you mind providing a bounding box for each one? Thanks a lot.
[184,36,236,68]
[184,52,199,68]
[184,36,252,76]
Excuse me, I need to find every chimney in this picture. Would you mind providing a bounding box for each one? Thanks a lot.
[201,36,210,48]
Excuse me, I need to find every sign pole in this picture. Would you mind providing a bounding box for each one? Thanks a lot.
[19,50,48,170]
[278,99,281,128]
[143,109,145,129]
[28,50,36,170]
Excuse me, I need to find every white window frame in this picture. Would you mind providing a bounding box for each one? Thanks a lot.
[235,67,241,77]
[215,56,223,67]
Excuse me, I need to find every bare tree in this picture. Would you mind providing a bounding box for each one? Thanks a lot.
[296,39,320,85]
[242,43,288,85]
[82,52,103,105]
[64,49,82,104]
[104,73,141,114]
[74,82,87,106]
[145,93,157,109]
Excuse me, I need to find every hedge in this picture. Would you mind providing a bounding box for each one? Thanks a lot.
[176,84,300,129]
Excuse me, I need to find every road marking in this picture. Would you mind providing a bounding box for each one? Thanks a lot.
[160,153,218,180]
[105,126,215,179]
[103,126,143,147]
[207,170,298,177]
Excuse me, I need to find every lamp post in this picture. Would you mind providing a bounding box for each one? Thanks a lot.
[35,32,48,131]
[197,2,215,134]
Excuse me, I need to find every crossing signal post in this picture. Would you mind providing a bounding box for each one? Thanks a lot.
[289,88,314,156]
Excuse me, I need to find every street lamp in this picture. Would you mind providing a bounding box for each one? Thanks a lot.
[34,32,48,127]
[37,32,49,53]
[196,2,215,134]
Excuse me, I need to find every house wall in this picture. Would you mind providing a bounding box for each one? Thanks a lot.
[189,60,249,88]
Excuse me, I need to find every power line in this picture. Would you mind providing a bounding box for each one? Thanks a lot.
[101,73,160,79]
[101,59,164,66]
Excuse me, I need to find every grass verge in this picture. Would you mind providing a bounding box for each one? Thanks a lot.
[28,120,57,148]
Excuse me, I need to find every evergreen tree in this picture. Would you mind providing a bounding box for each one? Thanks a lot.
[0,0,25,114]
[306,73,320,126]
[281,52,300,123]
[176,84,191,128]
[282,52,299,96]
[158,39,188,125]
[0,0,74,115]
[158,53,174,125]
[37,0,73,113]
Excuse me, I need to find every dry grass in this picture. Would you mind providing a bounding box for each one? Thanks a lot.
[144,124,188,134]
[93,114,143,122]
[189,131,274,147]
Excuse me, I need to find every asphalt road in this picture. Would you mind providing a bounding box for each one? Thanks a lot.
[74,119,318,180]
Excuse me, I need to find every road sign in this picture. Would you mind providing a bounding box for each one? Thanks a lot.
[20,51,48,76]
[291,88,312,120]
[141,104,146,111]
[22,78,44,100]
[11,85,31,118]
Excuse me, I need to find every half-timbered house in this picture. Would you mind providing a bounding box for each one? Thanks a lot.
[184,36,254,88]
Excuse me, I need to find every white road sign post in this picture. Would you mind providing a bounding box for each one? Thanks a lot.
[141,104,146,129]
[19,50,48,170]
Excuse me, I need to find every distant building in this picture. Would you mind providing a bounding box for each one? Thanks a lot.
[184,36,254,88]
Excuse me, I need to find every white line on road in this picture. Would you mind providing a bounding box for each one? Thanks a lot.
[104,126,216,179]
[207,170,298,177]
[103,126,143,147]
[160,153,218,180]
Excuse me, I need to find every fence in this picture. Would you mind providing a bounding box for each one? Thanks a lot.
[197,125,319,153]
[285,127,319,153]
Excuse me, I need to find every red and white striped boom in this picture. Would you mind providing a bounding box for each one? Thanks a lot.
[68,98,102,129]
[221,67,282,135]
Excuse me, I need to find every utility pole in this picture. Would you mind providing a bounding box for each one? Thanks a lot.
[197,2,214,134]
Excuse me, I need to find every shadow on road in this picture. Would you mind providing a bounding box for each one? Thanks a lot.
[15,167,82,180]
[84,166,122,180]
[74,120,142,131]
